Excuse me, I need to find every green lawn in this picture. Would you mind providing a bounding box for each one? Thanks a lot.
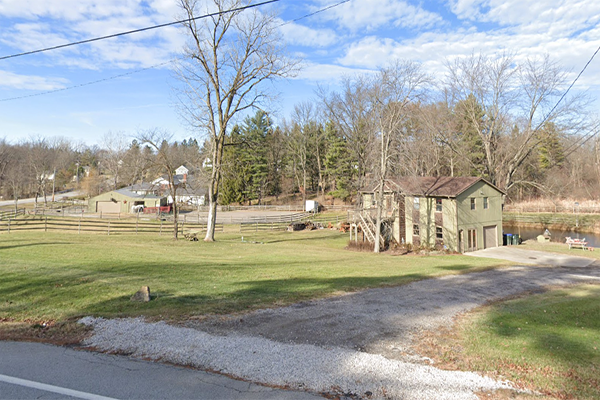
[520,240,600,260]
[0,229,506,323]
[426,285,600,400]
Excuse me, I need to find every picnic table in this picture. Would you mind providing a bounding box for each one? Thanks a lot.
[565,237,587,250]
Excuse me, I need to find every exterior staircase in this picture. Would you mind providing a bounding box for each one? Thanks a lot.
[354,210,388,250]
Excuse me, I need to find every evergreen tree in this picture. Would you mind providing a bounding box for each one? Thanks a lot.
[538,122,565,170]
[323,122,353,201]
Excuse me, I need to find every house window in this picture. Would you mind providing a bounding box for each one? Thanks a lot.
[483,197,489,209]
[436,226,443,240]
[435,198,442,212]
[413,224,420,236]
[413,197,420,210]
[470,198,476,210]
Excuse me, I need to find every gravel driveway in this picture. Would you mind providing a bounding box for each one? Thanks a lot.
[82,251,600,400]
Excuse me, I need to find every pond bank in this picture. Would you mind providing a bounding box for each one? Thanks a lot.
[503,213,600,248]
[503,212,600,234]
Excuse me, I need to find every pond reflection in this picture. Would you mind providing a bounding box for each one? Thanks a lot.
[503,225,600,248]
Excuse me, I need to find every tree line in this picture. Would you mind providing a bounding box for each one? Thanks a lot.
[2,0,599,247]
[1,53,598,211]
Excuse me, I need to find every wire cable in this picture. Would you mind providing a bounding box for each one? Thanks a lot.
[0,61,175,102]
[535,44,600,132]
[0,0,281,61]
[0,0,352,102]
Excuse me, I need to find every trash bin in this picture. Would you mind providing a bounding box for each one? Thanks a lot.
[513,234,520,245]
[506,233,513,245]
[503,234,508,246]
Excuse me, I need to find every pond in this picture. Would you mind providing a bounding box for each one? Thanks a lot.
[503,225,600,248]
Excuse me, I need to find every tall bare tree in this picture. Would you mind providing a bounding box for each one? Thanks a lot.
[320,75,376,205]
[371,61,429,252]
[176,0,298,241]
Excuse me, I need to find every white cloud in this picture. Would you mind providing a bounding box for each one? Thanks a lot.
[296,62,375,82]
[449,0,600,36]
[314,0,444,31]
[0,70,68,90]
[336,29,600,87]
[0,0,143,21]
[279,20,339,48]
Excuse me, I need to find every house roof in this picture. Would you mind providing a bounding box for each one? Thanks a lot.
[124,182,156,192]
[370,176,505,198]
[114,188,163,199]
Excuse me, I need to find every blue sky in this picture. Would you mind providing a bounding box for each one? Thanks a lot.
[0,0,599,146]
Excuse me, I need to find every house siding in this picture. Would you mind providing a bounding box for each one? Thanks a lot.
[361,178,503,253]
[456,181,503,251]
[89,191,165,214]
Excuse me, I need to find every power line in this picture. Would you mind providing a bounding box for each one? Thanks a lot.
[288,0,350,24]
[0,0,281,61]
[0,0,352,102]
[535,43,600,132]
[0,61,174,103]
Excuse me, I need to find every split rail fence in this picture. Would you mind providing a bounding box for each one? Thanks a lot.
[0,216,223,236]
[0,213,348,236]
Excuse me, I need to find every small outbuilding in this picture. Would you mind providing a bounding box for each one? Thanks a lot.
[362,177,505,252]
[88,188,167,214]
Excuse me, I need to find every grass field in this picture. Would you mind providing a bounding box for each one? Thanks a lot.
[520,240,600,260]
[0,228,507,325]
[418,284,600,400]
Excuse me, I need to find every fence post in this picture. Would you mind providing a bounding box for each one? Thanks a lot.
[107,221,110,235]
[45,217,48,232]
[160,219,163,236]
[78,217,81,234]
[136,213,139,235]
[7,218,10,234]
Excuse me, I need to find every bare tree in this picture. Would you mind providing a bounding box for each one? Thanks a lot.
[139,129,181,240]
[443,53,588,192]
[176,0,299,241]
[100,132,128,190]
[320,75,376,205]
[287,102,325,203]
[370,61,429,252]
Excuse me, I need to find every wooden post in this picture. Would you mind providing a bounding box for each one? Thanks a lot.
[107,221,110,235]
[159,219,163,236]
[136,212,139,235]
[45,217,48,232]
[7,218,10,234]
[78,217,81,234]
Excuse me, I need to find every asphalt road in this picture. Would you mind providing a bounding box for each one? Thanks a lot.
[0,341,322,400]
[0,191,83,208]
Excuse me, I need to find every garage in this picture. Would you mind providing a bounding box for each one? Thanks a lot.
[483,225,498,249]
[96,201,121,214]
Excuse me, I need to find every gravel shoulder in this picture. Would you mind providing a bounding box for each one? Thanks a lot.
[81,256,600,400]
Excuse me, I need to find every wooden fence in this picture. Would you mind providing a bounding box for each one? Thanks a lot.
[0,216,223,236]
[238,212,347,233]
[0,208,26,220]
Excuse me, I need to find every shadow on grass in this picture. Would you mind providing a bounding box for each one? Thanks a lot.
[0,242,73,251]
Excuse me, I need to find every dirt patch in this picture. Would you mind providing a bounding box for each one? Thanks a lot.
[0,319,92,346]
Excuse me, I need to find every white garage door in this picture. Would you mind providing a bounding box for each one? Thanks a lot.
[96,201,120,213]
[483,225,497,249]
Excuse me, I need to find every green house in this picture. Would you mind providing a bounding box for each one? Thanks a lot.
[88,188,167,214]
[363,177,505,252]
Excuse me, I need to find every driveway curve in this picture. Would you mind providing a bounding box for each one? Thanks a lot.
[82,250,600,400]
